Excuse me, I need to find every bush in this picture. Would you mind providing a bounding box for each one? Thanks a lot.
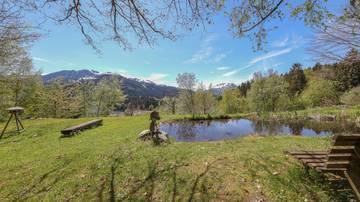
[301,79,339,107]
[341,86,360,106]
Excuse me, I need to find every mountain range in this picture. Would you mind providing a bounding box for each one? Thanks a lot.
[42,69,237,98]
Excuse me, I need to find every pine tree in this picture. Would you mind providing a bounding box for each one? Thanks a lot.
[333,49,360,91]
[285,63,307,96]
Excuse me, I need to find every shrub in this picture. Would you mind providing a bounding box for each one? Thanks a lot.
[301,79,339,107]
[340,86,360,106]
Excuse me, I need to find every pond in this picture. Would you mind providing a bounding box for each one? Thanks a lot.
[159,118,360,142]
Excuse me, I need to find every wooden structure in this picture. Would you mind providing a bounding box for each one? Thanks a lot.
[60,119,103,137]
[0,107,25,139]
[286,134,360,200]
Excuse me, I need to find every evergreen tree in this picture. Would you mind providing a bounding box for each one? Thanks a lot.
[333,49,360,92]
[285,63,307,96]
[238,81,251,97]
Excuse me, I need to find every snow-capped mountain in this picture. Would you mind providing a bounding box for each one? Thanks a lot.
[210,83,237,96]
[42,69,179,98]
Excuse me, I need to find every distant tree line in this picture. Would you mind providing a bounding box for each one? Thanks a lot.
[158,49,360,116]
[0,46,124,121]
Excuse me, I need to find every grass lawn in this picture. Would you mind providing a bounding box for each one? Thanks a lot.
[0,115,354,201]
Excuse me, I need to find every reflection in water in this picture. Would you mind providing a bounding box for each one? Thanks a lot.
[288,122,305,136]
[159,118,360,142]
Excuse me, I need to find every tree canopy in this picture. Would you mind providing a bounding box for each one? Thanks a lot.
[0,0,351,52]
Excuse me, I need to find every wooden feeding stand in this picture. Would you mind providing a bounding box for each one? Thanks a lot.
[285,134,360,200]
[0,107,25,139]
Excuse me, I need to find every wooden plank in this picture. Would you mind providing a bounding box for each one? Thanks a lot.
[327,153,353,161]
[300,159,325,163]
[325,161,350,169]
[332,140,360,146]
[344,171,360,201]
[333,134,360,141]
[329,146,355,154]
[319,167,347,172]
[286,150,328,155]
[307,162,325,168]
[293,154,327,159]
[354,144,360,160]
[61,119,103,136]
[63,119,102,131]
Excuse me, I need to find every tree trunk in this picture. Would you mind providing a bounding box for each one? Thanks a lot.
[96,95,103,117]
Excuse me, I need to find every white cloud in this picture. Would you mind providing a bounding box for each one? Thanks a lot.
[185,46,214,64]
[144,73,168,84]
[213,53,227,63]
[271,63,282,68]
[222,70,238,77]
[272,35,304,48]
[184,34,232,64]
[250,48,292,65]
[203,34,217,45]
[33,57,50,63]
[216,66,230,71]
[113,69,128,74]
[185,34,227,64]
[272,36,289,48]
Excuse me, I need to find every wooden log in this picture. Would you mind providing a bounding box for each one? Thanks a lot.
[61,119,103,136]
[333,134,360,141]
[293,154,327,159]
[300,158,326,163]
[307,162,325,168]
[285,150,328,155]
[327,153,353,161]
[345,146,360,200]
[329,146,355,154]
[325,161,350,169]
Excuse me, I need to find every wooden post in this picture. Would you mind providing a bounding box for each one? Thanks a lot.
[0,113,13,139]
[0,107,25,139]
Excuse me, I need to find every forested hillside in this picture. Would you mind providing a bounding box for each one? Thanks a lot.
[158,49,360,115]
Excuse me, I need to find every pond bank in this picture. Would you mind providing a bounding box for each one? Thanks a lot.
[167,106,360,124]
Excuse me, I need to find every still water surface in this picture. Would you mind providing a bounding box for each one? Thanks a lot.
[159,118,360,142]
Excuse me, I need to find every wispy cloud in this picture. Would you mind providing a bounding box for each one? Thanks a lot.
[272,35,304,48]
[250,48,292,65]
[33,57,51,63]
[272,36,289,48]
[223,70,238,77]
[185,46,214,64]
[107,68,128,75]
[185,34,229,64]
[213,53,227,63]
[144,73,168,84]
[216,66,230,71]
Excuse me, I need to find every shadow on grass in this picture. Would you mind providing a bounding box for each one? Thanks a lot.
[113,158,222,201]
[246,155,355,201]
[118,161,184,201]
[187,159,221,202]
[12,158,73,201]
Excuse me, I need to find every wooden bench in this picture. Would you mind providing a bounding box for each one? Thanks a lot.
[61,119,103,137]
[285,134,360,200]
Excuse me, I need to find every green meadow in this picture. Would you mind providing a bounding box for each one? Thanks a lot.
[0,115,354,201]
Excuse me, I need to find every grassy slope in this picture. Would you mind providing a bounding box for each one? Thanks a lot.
[0,115,352,201]
[272,106,360,121]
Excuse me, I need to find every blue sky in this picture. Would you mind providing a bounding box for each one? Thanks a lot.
[30,1,346,86]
